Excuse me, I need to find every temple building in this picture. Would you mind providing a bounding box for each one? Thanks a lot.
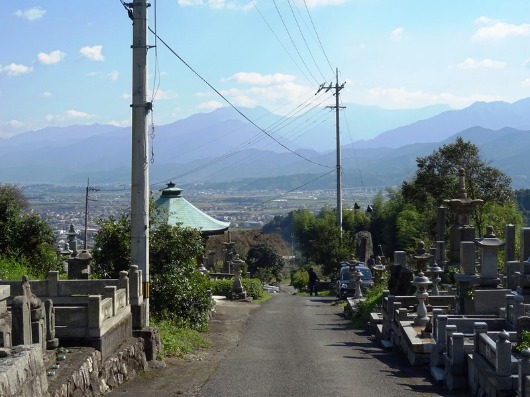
[154,181,230,237]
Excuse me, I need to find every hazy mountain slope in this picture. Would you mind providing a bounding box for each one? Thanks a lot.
[354,98,530,149]
[2,100,530,188]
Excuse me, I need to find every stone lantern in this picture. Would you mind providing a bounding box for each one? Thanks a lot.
[427,261,444,296]
[372,263,386,284]
[411,271,432,326]
[353,267,364,299]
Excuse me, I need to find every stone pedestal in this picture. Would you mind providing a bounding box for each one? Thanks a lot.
[68,250,92,279]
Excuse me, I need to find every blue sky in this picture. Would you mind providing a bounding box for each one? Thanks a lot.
[2,0,530,138]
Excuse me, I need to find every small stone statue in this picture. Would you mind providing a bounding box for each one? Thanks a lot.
[21,275,42,309]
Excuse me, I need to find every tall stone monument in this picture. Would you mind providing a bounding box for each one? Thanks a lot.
[443,168,483,263]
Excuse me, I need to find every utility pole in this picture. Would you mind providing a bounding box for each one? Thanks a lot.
[84,178,99,250]
[319,68,345,236]
[130,0,151,326]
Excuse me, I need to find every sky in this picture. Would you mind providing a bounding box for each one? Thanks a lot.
[2,0,530,139]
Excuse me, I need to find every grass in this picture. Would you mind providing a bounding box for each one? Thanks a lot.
[152,318,211,359]
[350,284,385,329]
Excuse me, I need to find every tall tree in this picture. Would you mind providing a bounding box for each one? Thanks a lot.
[292,208,353,275]
[93,212,211,330]
[401,137,514,238]
[246,241,285,283]
[0,184,57,277]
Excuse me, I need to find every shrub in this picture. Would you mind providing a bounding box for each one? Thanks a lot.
[209,279,232,298]
[209,278,264,300]
[516,330,530,352]
[291,268,309,291]
[151,266,213,332]
[242,278,264,300]
[0,257,38,280]
[351,284,385,329]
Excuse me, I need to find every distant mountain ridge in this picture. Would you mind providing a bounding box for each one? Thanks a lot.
[2,99,530,189]
[354,98,530,148]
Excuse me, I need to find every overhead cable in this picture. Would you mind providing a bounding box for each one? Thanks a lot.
[148,26,333,170]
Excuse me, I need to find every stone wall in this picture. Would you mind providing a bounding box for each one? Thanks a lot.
[0,345,48,397]
[48,337,148,397]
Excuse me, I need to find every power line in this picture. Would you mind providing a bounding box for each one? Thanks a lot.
[259,170,335,205]
[251,0,314,86]
[303,0,335,76]
[148,26,332,170]
[272,0,320,85]
[286,0,326,81]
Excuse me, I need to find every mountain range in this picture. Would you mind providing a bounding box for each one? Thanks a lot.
[2,98,530,190]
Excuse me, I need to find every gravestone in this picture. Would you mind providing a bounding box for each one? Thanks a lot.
[231,270,247,300]
[0,286,11,348]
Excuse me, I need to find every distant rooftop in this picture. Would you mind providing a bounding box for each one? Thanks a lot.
[155,182,230,236]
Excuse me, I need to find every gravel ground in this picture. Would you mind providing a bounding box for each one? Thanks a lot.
[105,298,259,397]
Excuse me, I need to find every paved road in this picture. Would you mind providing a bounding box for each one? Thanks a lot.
[199,293,467,397]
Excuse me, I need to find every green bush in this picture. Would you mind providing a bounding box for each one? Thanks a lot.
[517,330,530,352]
[291,268,309,291]
[351,284,385,328]
[242,278,264,300]
[209,279,232,297]
[151,266,213,332]
[0,257,38,280]
[209,278,264,300]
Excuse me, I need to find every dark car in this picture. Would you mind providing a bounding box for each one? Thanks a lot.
[336,263,374,299]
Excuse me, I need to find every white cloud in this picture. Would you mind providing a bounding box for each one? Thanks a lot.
[38,50,65,65]
[197,100,224,111]
[14,6,46,21]
[0,63,34,76]
[107,120,130,127]
[178,0,254,10]
[87,70,120,80]
[214,71,313,111]
[40,91,52,97]
[178,0,203,5]
[390,27,405,41]
[0,120,32,138]
[473,17,530,41]
[225,72,296,85]
[108,70,119,81]
[456,57,506,70]
[79,46,105,61]
[522,78,530,87]
[152,88,178,100]
[364,86,502,109]
[301,0,347,8]
[46,109,94,122]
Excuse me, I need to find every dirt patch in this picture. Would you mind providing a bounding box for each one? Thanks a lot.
[105,299,259,397]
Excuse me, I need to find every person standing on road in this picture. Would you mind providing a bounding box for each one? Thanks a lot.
[307,266,319,296]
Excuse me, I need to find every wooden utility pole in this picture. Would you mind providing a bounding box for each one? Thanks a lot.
[130,0,151,326]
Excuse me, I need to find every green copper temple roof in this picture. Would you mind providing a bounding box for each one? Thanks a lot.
[155,182,230,236]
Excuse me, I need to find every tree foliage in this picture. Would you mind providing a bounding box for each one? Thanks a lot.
[400,137,514,239]
[0,184,58,277]
[515,189,530,225]
[205,230,289,271]
[93,211,212,330]
[246,242,285,282]
[292,208,353,275]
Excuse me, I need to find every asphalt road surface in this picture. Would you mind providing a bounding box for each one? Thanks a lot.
[198,293,467,397]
